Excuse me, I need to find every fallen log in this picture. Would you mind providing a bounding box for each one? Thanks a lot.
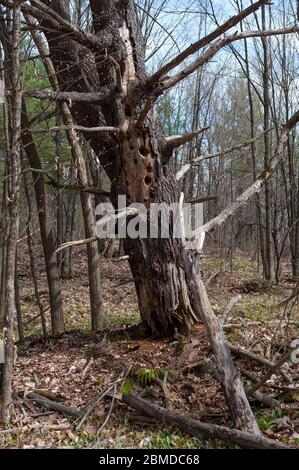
[26,392,81,418]
[122,392,292,449]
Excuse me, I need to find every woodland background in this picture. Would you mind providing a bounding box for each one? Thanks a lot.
[0,0,298,449]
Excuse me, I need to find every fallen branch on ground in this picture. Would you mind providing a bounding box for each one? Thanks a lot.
[122,392,292,449]
[182,252,261,435]
[229,344,292,383]
[248,349,296,396]
[25,392,81,418]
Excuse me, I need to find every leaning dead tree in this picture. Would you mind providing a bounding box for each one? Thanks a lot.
[1,0,298,434]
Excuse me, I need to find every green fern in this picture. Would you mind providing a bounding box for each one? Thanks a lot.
[135,368,169,387]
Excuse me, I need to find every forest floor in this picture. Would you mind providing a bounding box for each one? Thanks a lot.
[1,245,298,449]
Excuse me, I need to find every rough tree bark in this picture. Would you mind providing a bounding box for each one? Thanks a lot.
[0,2,21,422]
[35,0,199,337]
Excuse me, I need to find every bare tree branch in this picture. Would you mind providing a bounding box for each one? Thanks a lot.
[164,127,209,150]
[159,26,299,94]
[28,125,120,135]
[0,0,115,53]
[146,0,270,89]
[23,90,106,103]
[192,110,299,237]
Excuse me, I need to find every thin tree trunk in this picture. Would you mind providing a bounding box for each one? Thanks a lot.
[55,112,64,270]
[0,3,22,422]
[243,32,266,275]
[22,166,47,340]
[25,16,105,332]
[21,101,65,336]
[61,162,78,278]
[14,249,24,343]
[261,5,273,281]
[0,170,7,325]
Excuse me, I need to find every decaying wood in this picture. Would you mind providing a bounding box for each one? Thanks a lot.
[251,391,279,409]
[26,392,81,418]
[220,295,242,324]
[164,127,209,151]
[122,392,291,449]
[248,349,295,395]
[229,344,292,383]
[56,237,98,253]
[182,253,261,435]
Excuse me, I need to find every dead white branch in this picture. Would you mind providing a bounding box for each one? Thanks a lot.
[29,125,120,134]
[220,295,242,325]
[56,237,99,254]
[165,127,209,150]
[190,110,299,238]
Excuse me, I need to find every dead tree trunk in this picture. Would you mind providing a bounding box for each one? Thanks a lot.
[31,0,276,337]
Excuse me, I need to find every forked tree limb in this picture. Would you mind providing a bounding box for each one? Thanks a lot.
[229,344,292,383]
[159,27,298,94]
[47,179,110,197]
[122,392,291,449]
[24,167,111,197]
[220,295,242,324]
[146,0,269,88]
[248,349,296,396]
